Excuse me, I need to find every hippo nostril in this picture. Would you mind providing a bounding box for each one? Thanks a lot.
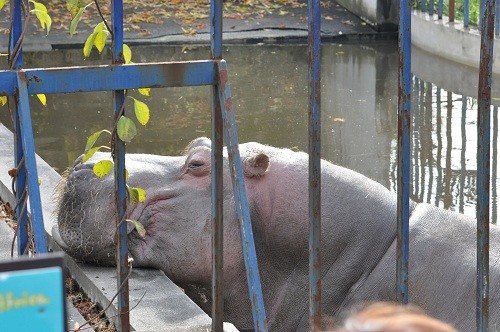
[51,224,70,251]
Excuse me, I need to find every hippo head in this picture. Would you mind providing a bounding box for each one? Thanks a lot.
[53,137,270,284]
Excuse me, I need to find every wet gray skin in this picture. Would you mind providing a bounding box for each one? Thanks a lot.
[54,137,500,331]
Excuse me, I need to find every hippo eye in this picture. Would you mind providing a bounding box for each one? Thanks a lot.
[188,160,205,170]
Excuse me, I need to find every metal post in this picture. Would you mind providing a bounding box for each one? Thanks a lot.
[308,0,322,330]
[429,0,435,16]
[16,73,47,254]
[216,60,268,332]
[438,0,444,19]
[111,0,130,330]
[210,0,224,331]
[465,0,470,27]
[476,0,495,329]
[397,0,411,305]
[9,0,28,255]
[449,0,455,22]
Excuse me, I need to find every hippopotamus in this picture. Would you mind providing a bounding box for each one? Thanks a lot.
[53,137,500,331]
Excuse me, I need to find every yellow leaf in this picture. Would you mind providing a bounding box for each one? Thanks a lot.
[131,97,150,126]
[30,1,52,34]
[93,21,106,32]
[0,0,5,10]
[123,44,132,64]
[83,31,97,57]
[127,219,146,238]
[93,30,108,53]
[0,96,6,106]
[70,6,85,36]
[93,160,113,178]
[138,88,150,97]
[36,94,47,106]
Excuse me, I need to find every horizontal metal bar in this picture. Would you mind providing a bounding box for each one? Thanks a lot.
[0,60,216,95]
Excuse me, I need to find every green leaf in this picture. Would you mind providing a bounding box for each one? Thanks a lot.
[117,116,137,142]
[0,0,5,11]
[131,97,150,126]
[38,177,42,185]
[127,219,146,238]
[30,1,52,34]
[82,145,110,163]
[36,94,47,106]
[128,187,146,203]
[69,6,85,36]
[66,0,87,16]
[125,169,129,181]
[93,21,106,32]
[85,129,111,152]
[123,44,132,64]
[138,88,151,97]
[93,159,113,177]
[94,30,108,53]
[83,32,97,58]
[0,96,6,106]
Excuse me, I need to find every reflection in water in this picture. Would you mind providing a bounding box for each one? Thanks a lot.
[0,43,498,221]
[391,78,498,223]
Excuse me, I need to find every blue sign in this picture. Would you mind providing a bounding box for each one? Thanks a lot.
[0,254,66,332]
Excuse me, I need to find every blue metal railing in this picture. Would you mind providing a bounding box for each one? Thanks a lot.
[308,0,322,330]
[398,0,412,305]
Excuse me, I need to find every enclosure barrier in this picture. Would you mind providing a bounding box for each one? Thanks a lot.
[0,0,269,330]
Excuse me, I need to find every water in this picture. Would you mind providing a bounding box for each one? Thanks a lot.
[0,42,497,221]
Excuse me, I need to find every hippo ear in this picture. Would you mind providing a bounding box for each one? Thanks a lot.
[243,152,269,178]
[184,137,211,155]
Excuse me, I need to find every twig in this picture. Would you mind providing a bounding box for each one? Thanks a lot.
[93,0,114,39]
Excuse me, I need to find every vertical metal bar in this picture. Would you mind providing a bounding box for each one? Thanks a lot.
[496,0,500,35]
[476,0,495,328]
[449,0,455,22]
[492,107,498,224]
[397,0,411,305]
[444,92,453,209]
[435,88,443,206]
[16,73,47,254]
[308,0,322,329]
[421,0,427,12]
[464,0,470,27]
[438,0,444,19]
[216,60,267,332]
[111,0,130,330]
[9,0,28,255]
[481,0,486,29]
[460,96,467,214]
[429,0,435,16]
[210,0,224,331]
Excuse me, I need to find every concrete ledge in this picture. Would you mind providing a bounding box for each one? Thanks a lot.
[412,10,500,74]
[0,123,237,331]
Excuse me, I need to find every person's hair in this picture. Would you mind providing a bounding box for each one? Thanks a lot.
[334,302,457,332]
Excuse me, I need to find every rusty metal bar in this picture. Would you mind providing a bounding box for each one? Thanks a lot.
[449,0,455,22]
[216,60,268,332]
[308,0,322,330]
[476,0,495,328]
[210,0,224,330]
[111,0,130,330]
[397,0,411,305]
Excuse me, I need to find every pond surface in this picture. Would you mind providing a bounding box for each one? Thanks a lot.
[0,42,497,221]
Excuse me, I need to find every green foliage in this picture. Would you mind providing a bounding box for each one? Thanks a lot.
[29,1,52,34]
[123,44,132,64]
[131,97,150,126]
[83,22,109,57]
[117,116,137,142]
[82,145,111,163]
[93,159,113,177]
[127,219,146,238]
[66,0,88,16]
[128,186,146,203]
[85,129,111,152]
